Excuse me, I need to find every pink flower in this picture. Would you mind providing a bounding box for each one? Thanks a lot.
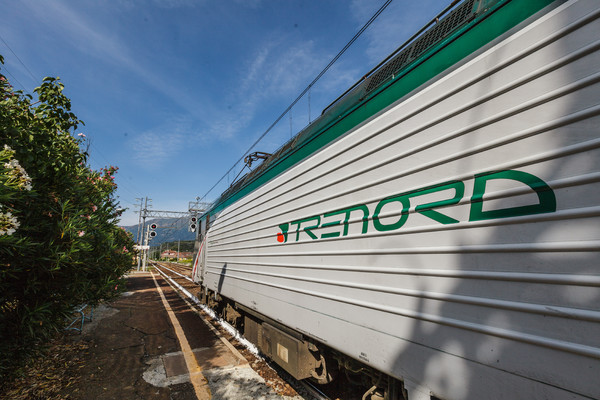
[77,133,86,138]
[78,231,85,237]
[92,205,97,212]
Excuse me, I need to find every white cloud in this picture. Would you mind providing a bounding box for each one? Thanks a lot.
[129,131,185,168]
[150,0,202,8]
[128,116,197,168]
[199,37,325,144]
[113,0,205,9]
[18,0,210,119]
[116,0,259,10]
[232,0,263,9]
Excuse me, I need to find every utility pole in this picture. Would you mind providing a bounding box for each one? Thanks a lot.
[177,239,180,262]
[137,196,152,271]
[135,198,143,246]
[134,198,199,269]
[142,223,149,271]
[135,198,143,270]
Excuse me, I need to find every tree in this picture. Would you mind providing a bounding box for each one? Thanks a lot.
[0,55,136,380]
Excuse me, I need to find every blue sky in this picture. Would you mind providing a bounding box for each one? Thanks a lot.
[1,0,444,226]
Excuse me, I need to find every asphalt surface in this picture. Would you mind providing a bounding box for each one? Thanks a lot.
[62,270,297,400]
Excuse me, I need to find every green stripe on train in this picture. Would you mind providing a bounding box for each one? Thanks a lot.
[205,0,555,219]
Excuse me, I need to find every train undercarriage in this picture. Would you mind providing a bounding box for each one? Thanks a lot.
[198,286,409,400]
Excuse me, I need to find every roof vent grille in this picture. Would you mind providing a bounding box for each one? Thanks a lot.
[365,0,477,94]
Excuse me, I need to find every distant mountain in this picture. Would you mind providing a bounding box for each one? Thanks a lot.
[120,217,196,245]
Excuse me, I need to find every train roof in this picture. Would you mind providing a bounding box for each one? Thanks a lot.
[200,0,554,221]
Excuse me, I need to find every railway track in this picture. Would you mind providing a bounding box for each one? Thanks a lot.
[151,261,334,400]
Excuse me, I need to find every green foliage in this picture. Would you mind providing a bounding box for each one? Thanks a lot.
[0,59,136,380]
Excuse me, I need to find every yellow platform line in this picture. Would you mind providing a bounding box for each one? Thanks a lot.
[155,266,248,366]
[151,272,211,400]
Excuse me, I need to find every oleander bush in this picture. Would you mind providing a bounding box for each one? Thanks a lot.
[0,55,136,381]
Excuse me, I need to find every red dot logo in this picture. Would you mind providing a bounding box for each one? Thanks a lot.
[277,232,285,243]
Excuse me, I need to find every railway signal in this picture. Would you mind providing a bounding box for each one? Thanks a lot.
[189,216,197,232]
[149,223,157,238]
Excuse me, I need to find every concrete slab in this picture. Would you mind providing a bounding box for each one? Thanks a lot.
[163,351,191,378]
[162,344,248,378]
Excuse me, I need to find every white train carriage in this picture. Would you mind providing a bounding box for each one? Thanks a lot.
[193,0,600,399]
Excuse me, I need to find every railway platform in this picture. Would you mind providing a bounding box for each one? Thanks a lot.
[58,270,303,400]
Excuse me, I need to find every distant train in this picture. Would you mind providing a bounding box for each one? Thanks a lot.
[191,0,600,399]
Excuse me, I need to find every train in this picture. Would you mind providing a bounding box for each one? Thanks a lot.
[191,0,600,399]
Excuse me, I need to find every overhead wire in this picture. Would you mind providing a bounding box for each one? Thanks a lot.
[0,34,38,85]
[198,0,393,202]
[86,139,145,199]
[0,64,27,93]
[0,34,148,221]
